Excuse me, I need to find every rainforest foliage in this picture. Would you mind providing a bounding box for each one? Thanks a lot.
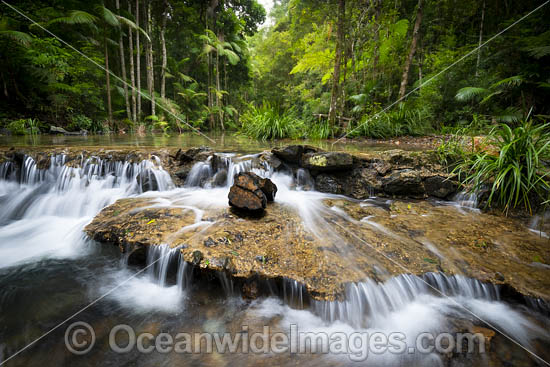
[0,0,549,137]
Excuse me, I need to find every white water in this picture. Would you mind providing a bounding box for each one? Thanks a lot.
[0,154,173,268]
[0,151,548,365]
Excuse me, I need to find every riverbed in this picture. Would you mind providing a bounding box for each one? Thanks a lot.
[0,135,548,366]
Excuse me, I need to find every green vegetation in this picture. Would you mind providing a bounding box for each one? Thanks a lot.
[240,102,303,140]
[454,121,550,213]
[1,1,549,214]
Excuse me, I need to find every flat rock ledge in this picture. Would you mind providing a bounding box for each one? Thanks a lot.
[85,195,550,304]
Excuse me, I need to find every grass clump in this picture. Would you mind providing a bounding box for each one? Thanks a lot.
[454,121,550,213]
[240,102,304,140]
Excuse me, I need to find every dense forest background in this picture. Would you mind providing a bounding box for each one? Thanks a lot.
[0,0,549,138]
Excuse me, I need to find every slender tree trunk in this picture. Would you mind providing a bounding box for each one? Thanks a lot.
[207,51,214,129]
[146,0,155,116]
[128,2,137,122]
[398,0,423,99]
[104,32,113,127]
[475,0,485,77]
[136,0,142,120]
[328,0,345,127]
[116,0,131,121]
[372,0,381,81]
[216,51,224,130]
[160,0,168,100]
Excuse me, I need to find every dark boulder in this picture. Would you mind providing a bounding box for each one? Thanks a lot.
[136,169,159,192]
[176,146,212,165]
[228,185,267,212]
[423,175,459,199]
[272,145,304,162]
[228,172,277,212]
[315,174,343,194]
[272,145,318,163]
[258,177,277,201]
[212,169,228,187]
[382,169,425,196]
[302,152,353,172]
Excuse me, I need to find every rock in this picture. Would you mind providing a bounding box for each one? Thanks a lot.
[253,152,283,171]
[50,126,69,134]
[175,166,192,181]
[210,154,228,172]
[423,175,458,199]
[315,174,343,194]
[136,169,159,192]
[382,169,425,196]
[229,176,267,212]
[242,281,259,300]
[177,146,212,165]
[272,145,318,163]
[302,152,353,172]
[272,145,304,162]
[212,169,228,187]
[49,126,87,135]
[258,177,277,201]
[228,172,277,212]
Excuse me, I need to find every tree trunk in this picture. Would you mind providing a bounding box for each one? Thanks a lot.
[372,0,381,81]
[128,1,137,122]
[216,51,224,130]
[475,0,485,77]
[116,0,131,121]
[146,0,155,116]
[104,32,113,127]
[328,0,345,127]
[398,0,423,99]
[136,0,142,120]
[207,51,214,129]
[160,0,168,100]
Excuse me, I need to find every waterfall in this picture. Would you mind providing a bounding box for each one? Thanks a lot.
[145,244,191,291]
[0,154,174,268]
[312,273,500,328]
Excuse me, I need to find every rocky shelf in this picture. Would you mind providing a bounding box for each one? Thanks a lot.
[2,145,549,305]
[85,194,550,303]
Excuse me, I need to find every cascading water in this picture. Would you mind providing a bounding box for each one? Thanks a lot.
[1,150,548,366]
[0,154,173,268]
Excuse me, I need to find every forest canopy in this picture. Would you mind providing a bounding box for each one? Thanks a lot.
[0,0,549,138]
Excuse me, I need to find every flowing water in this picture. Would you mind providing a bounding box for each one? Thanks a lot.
[0,141,548,366]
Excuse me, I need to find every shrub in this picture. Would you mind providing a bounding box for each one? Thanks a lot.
[6,118,39,135]
[69,114,93,131]
[307,119,331,139]
[454,121,550,213]
[348,104,433,138]
[241,102,304,140]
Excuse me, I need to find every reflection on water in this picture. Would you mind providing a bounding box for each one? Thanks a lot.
[0,132,425,153]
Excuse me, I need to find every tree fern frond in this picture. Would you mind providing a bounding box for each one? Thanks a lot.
[0,30,32,46]
[491,75,523,89]
[528,45,550,59]
[455,87,489,102]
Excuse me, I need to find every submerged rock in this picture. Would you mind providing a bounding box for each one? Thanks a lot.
[228,172,277,213]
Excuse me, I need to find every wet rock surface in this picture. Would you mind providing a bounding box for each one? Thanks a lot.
[85,194,550,303]
[228,172,277,213]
